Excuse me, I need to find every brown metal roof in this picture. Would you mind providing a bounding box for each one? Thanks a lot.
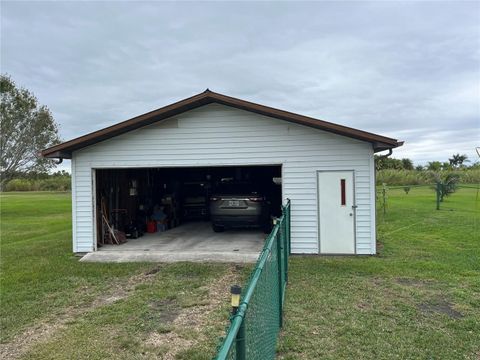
[41,89,403,159]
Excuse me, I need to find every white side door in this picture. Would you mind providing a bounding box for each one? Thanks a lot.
[317,171,355,254]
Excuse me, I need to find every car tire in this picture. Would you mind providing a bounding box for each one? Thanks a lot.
[212,224,225,233]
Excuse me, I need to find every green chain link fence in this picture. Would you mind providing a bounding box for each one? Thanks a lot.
[377,182,478,213]
[215,199,291,360]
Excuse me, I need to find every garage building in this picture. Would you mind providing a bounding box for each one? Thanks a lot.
[41,90,402,257]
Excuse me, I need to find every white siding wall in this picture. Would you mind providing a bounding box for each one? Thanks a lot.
[72,104,376,254]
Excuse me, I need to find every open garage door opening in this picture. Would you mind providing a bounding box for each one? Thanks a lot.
[94,165,282,253]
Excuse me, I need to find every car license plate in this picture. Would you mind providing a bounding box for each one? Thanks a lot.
[228,200,240,207]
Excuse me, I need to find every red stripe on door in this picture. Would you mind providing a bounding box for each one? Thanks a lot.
[340,179,346,206]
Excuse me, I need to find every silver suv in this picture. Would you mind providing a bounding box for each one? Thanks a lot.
[209,183,271,233]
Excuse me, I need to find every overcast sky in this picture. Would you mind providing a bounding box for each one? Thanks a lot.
[1,1,479,170]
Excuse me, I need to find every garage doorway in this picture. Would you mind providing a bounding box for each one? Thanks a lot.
[92,165,282,259]
[317,170,356,254]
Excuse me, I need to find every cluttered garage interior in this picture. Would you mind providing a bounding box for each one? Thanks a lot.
[95,165,282,249]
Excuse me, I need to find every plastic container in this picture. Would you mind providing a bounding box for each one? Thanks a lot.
[146,221,156,233]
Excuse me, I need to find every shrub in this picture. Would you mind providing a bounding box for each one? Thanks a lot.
[37,177,71,191]
[3,176,71,192]
[4,179,34,191]
[376,169,480,186]
[435,173,460,201]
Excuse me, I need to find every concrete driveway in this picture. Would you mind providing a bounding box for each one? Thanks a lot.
[81,222,266,263]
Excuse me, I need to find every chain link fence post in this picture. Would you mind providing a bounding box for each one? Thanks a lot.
[436,181,440,210]
[276,229,283,328]
[382,183,388,215]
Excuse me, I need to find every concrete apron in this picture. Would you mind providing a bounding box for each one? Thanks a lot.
[80,221,265,263]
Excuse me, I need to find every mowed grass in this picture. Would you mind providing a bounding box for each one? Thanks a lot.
[278,186,480,359]
[2,188,479,359]
[0,192,245,359]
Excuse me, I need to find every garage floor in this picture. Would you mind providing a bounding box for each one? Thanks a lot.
[80,222,266,263]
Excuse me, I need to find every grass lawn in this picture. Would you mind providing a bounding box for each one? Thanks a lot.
[0,192,248,359]
[1,187,479,359]
[278,186,480,359]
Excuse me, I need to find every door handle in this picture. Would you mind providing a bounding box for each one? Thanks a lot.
[349,213,353,216]
[352,205,358,209]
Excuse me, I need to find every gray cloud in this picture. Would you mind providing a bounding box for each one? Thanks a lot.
[2,1,479,168]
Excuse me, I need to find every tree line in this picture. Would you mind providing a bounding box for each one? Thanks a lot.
[375,153,475,171]
[4,171,71,192]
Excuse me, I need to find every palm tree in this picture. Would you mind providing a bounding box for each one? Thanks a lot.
[449,154,469,168]
[401,158,414,170]
[427,161,442,171]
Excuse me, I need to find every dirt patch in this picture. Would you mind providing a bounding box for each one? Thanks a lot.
[396,278,434,287]
[356,302,372,311]
[145,265,241,359]
[145,266,162,275]
[376,240,384,253]
[0,270,159,360]
[0,266,241,360]
[146,331,194,356]
[418,300,463,319]
[149,299,181,324]
[234,264,245,271]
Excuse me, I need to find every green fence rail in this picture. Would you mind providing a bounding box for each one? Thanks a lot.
[215,199,291,360]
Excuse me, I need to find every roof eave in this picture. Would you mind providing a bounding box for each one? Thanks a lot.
[372,140,404,153]
[41,150,72,159]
